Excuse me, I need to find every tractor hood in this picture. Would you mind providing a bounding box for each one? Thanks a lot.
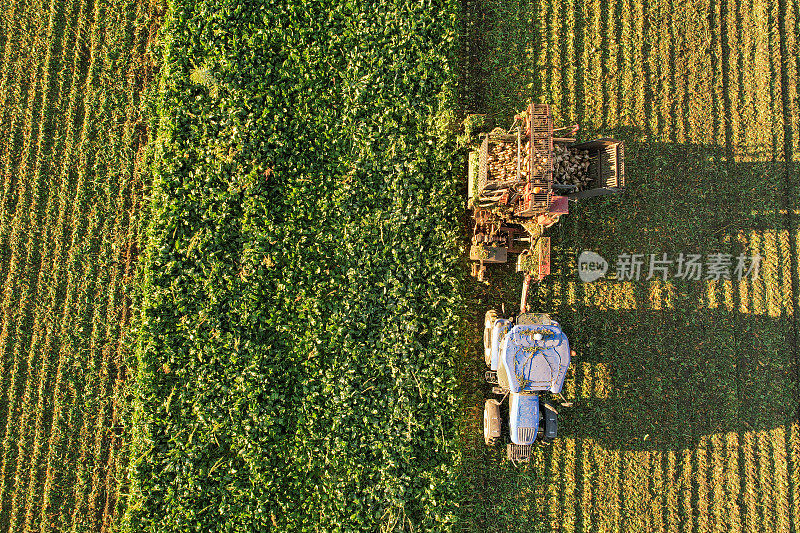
[509,393,539,445]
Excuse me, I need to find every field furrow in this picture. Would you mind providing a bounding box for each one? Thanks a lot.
[739,430,757,531]
[40,67,102,533]
[574,0,594,129]
[0,2,56,511]
[757,431,776,530]
[5,0,82,525]
[663,451,678,533]
[790,422,800,532]
[723,432,742,533]
[77,229,118,531]
[543,0,557,113]
[0,0,32,137]
[767,0,782,155]
[545,440,561,532]
[794,0,800,163]
[631,0,646,131]
[0,0,47,290]
[18,2,94,525]
[35,41,94,533]
[733,0,750,155]
[614,0,632,125]
[0,0,797,529]
[597,0,614,129]
[646,452,663,531]
[36,327,79,530]
[560,0,576,122]
[773,425,791,532]
[662,0,676,141]
[20,318,59,533]
[653,0,669,139]
[6,324,46,532]
[54,213,103,531]
[708,435,725,532]
[677,450,692,533]
[0,0,156,528]
[562,439,577,531]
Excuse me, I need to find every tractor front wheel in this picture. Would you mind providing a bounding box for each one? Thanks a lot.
[483,399,501,446]
[483,310,498,366]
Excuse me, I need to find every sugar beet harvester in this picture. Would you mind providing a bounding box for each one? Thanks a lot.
[466,103,624,463]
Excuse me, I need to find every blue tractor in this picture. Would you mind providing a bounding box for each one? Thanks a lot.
[467,102,622,463]
[482,307,574,463]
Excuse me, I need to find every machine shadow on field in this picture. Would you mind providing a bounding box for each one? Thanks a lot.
[463,136,799,454]
[554,308,796,451]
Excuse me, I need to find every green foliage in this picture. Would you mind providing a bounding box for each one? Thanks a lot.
[126,1,465,531]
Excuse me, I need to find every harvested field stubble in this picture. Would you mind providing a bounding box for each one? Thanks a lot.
[459,0,800,530]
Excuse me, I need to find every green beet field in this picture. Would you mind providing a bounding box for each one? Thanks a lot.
[0,0,799,531]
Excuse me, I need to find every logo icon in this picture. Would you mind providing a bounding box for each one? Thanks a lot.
[578,251,608,283]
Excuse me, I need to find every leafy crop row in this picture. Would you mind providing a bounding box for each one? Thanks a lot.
[126,1,465,531]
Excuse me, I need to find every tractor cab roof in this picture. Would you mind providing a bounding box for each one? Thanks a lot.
[501,324,570,394]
